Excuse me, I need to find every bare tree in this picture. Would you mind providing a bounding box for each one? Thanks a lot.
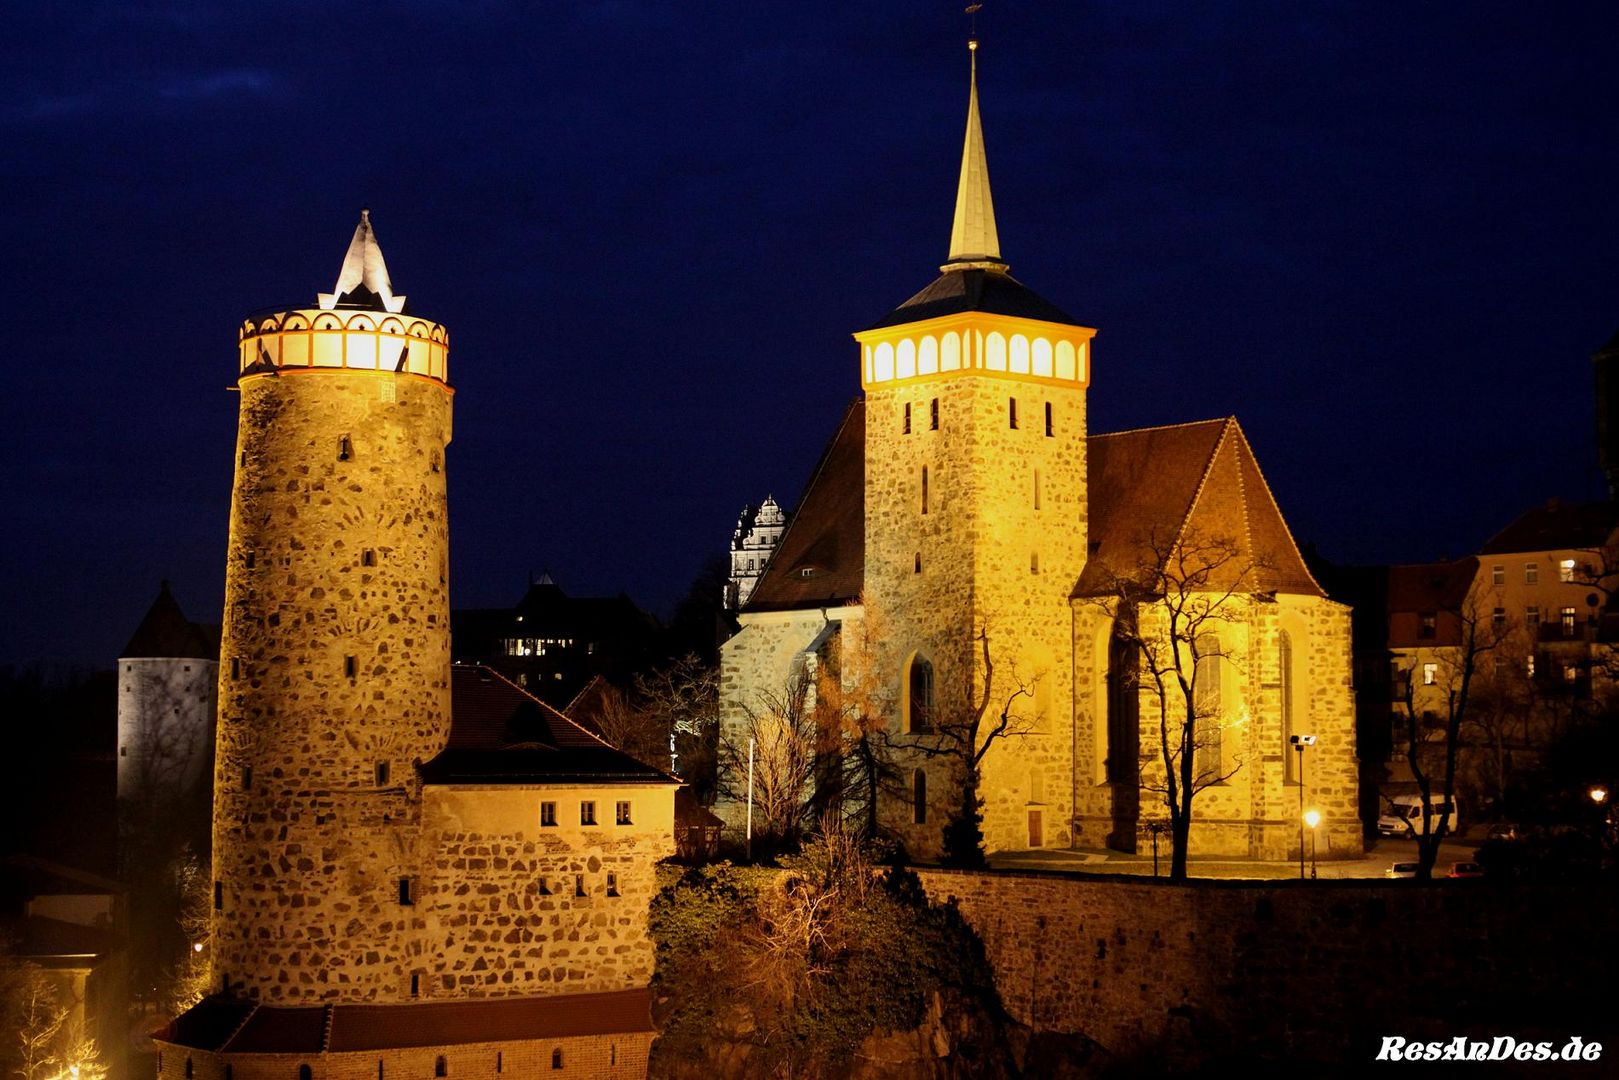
[1392,588,1511,879]
[581,656,719,788]
[2,961,66,1080]
[1089,528,1261,880]
[720,665,827,855]
[893,625,1036,868]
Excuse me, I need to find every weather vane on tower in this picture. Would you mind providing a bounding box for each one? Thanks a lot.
[966,3,983,48]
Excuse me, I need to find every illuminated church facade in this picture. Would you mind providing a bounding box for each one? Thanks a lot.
[717,42,1362,861]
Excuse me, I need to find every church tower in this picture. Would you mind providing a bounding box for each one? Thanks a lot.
[855,41,1096,854]
[211,210,454,1002]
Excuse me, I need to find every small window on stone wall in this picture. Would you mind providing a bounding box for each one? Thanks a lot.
[581,801,597,826]
[243,766,252,791]
[607,872,619,897]
[611,1044,617,1066]
[496,1053,502,1074]
[377,1062,384,1080]
[298,1065,311,1080]
[540,801,557,827]
[552,1049,563,1070]
[903,402,912,434]
[245,550,255,569]
[362,549,376,567]
[184,1057,193,1078]
[410,973,420,997]
[344,655,358,678]
[574,874,586,897]
[538,876,552,896]
[434,1056,447,1078]
[914,552,922,574]
[375,761,390,786]
[225,1066,234,1080]
[338,435,353,461]
[616,800,632,825]
[230,658,240,680]
[398,877,413,905]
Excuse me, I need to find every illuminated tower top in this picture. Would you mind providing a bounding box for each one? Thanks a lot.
[238,209,449,383]
[947,39,1002,270]
[318,208,407,313]
[855,39,1093,389]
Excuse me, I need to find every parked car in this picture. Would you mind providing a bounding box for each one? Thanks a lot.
[1385,861,1420,879]
[1446,861,1484,878]
[1485,822,1520,842]
[1377,794,1464,838]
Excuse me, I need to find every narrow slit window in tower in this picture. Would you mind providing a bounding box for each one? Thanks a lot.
[574,874,586,897]
[375,761,390,786]
[362,549,376,567]
[913,769,927,824]
[245,550,255,569]
[921,466,929,514]
[398,877,413,905]
[344,655,357,678]
[410,973,420,997]
[338,434,352,461]
[914,552,922,574]
[1033,469,1041,510]
[230,658,240,680]
[930,398,939,429]
[242,766,252,791]
[213,881,222,910]
[1031,551,1040,574]
[903,402,911,433]
[1045,402,1054,436]
[552,1049,564,1070]
[434,1056,447,1078]
[1009,398,1018,429]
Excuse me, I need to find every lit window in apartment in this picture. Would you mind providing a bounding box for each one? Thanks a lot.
[1526,654,1536,678]
[1525,562,1539,585]
[1418,613,1436,639]
[1564,665,1579,683]
[1491,565,1504,586]
[1526,606,1540,627]
[1422,663,1437,686]
[1560,559,1577,583]
[1492,607,1505,627]
[1561,606,1577,637]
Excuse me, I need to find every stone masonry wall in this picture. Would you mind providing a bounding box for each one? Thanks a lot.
[153,1034,653,1080]
[419,785,675,997]
[918,869,1617,1064]
[213,367,453,1002]
[865,376,1088,856]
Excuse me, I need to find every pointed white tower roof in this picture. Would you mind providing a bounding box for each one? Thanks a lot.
[946,40,1003,270]
[317,208,407,313]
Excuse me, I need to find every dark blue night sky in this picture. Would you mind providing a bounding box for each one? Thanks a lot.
[3,2,1616,667]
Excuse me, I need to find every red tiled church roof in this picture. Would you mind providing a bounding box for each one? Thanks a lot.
[745,400,866,612]
[746,411,1322,611]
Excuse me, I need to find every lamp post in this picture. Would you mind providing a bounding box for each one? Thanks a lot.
[1290,734,1317,880]
[1304,809,1321,879]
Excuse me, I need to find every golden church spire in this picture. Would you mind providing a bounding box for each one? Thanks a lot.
[946,39,1004,270]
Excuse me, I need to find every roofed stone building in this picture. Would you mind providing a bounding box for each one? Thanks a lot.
[155,212,678,1079]
[725,497,790,610]
[717,42,1361,862]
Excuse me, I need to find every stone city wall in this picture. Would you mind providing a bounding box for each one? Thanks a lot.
[917,868,1618,1064]
[154,1034,653,1080]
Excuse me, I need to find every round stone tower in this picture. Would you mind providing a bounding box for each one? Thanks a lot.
[211,210,453,1002]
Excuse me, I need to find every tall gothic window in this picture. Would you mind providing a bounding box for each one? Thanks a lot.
[1280,631,1296,783]
[1194,635,1223,781]
[907,656,934,733]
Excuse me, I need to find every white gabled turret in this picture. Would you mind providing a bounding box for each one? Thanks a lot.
[317,208,407,313]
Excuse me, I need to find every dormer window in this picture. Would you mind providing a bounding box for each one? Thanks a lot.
[799,567,815,579]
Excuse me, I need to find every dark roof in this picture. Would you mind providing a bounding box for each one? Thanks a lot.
[866,268,1084,331]
[121,582,215,659]
[1478,500,1619,556]
[745,400,866,612]
[1075,418,1324,598]
[1387,560,1478,615]
[159,989,653,1053]
[0,914,119,961]
[421,665,675,785]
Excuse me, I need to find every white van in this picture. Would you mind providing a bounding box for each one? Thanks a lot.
[1377,794,1463,838]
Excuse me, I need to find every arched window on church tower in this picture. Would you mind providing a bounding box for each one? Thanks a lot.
[905,655,934,733]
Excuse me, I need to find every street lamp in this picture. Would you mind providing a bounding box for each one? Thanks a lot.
[1304,809,1321,879]
[1290,734,1317,880]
